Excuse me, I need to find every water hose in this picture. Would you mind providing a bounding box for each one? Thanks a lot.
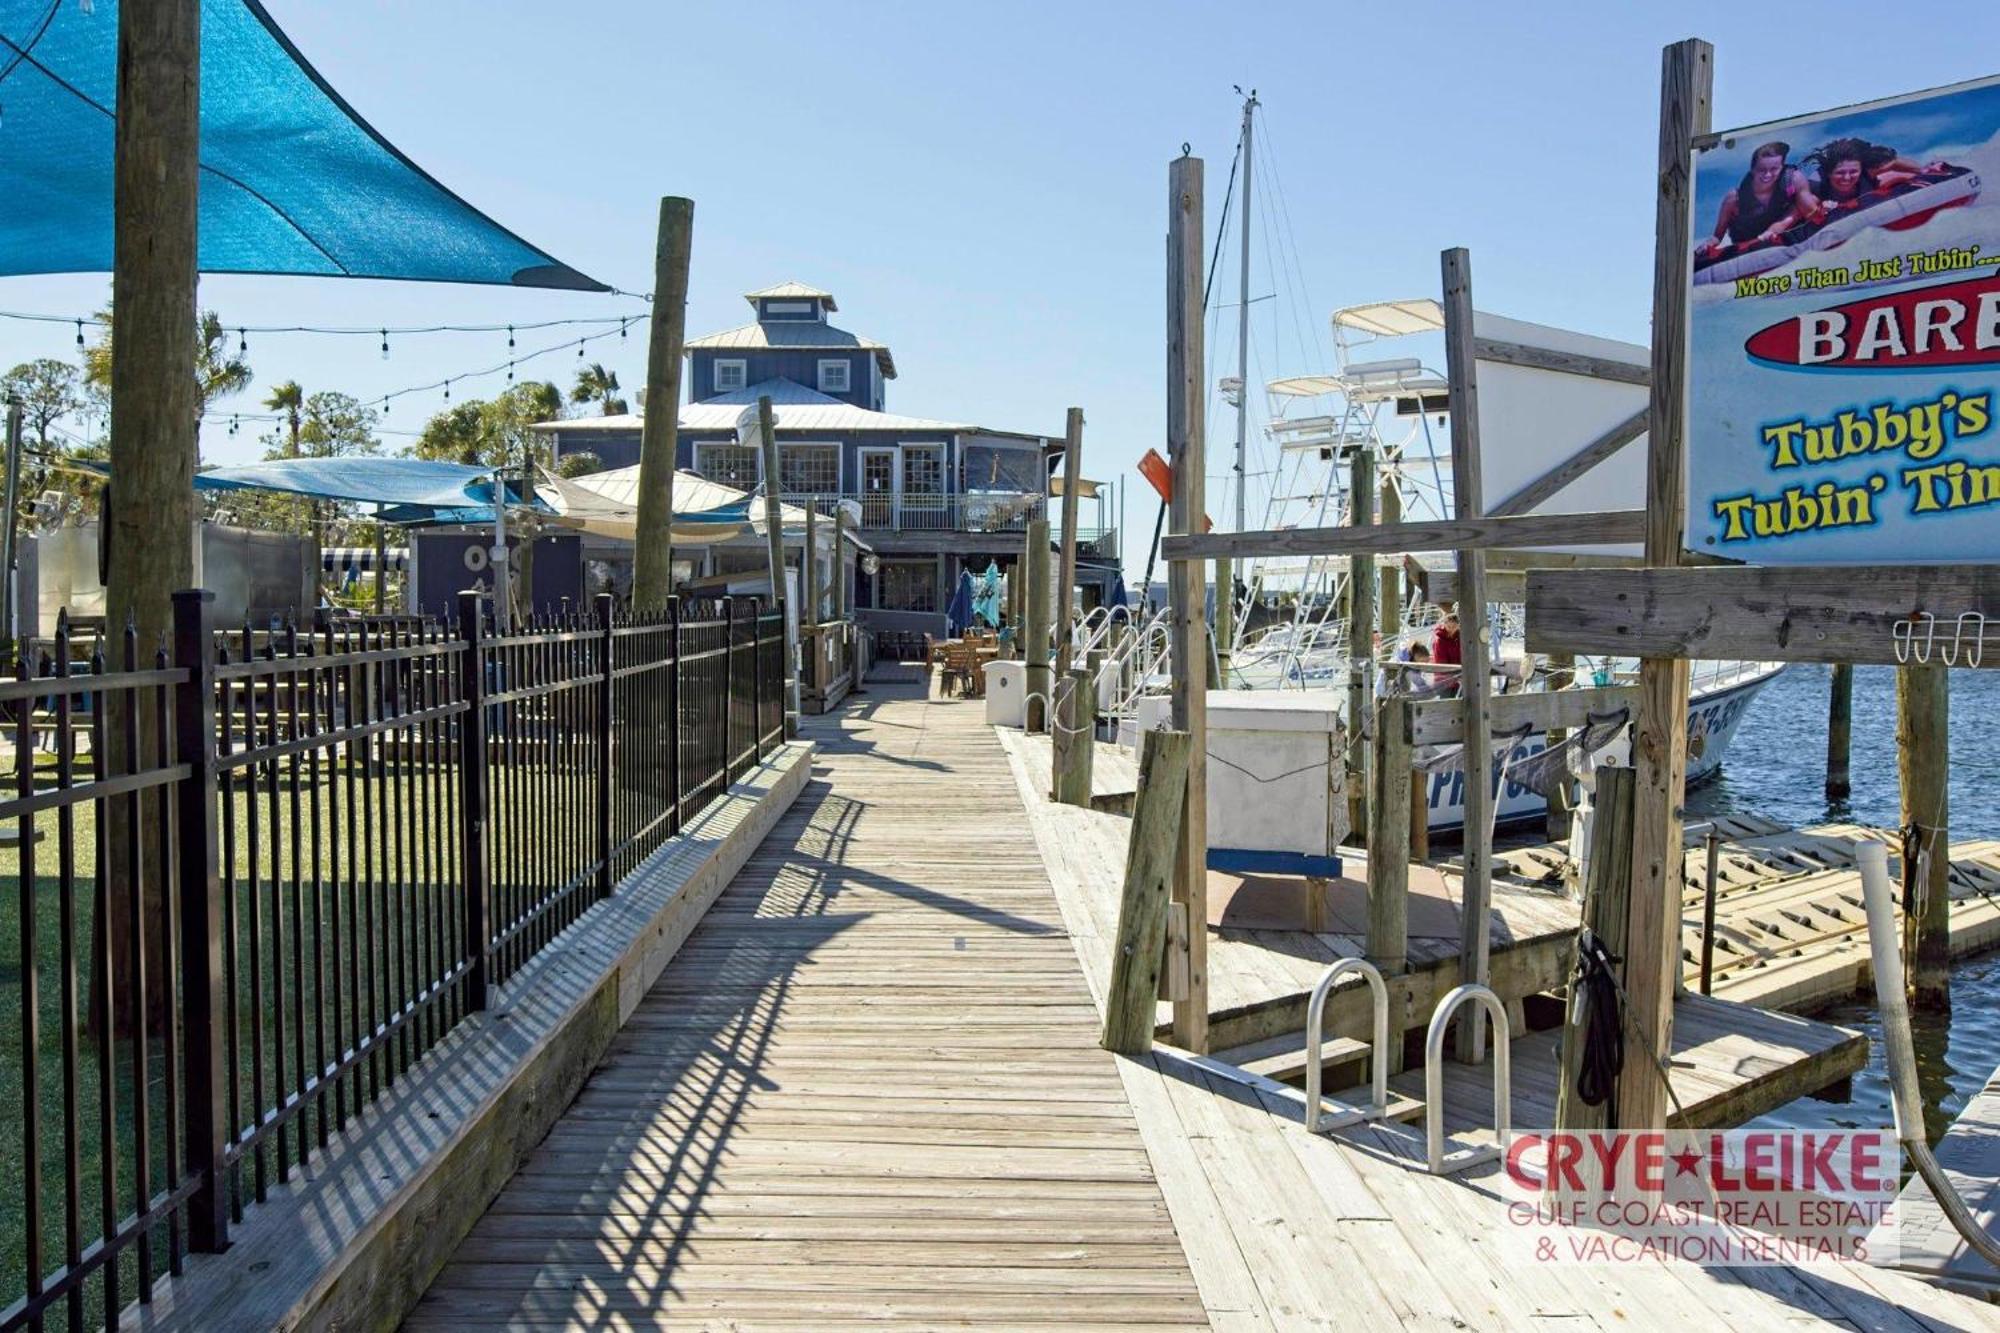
[1856,840,2000,1270]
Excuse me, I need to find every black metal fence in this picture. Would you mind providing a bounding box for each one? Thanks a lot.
[0,591,787,1332]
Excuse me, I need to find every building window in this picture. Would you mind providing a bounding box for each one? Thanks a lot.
[778,443,839,496]
[901,444,943,494]
[878,560,938,612]
[714,359,748,393]
[763,300,816,320]
[694,442,760,486]
[817,359,851,394]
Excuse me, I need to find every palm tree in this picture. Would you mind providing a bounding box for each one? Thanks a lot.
[82,305,255,421]
[265,379,304,457]
[571,362,627,416]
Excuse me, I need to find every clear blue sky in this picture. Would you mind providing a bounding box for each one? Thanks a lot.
[5,0,1999,586]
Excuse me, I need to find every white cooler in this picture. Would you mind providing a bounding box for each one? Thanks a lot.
[1129,690,1347,876]
[984,660,1026,727]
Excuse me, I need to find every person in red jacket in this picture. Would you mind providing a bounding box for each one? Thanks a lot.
[1430,606,1463,694]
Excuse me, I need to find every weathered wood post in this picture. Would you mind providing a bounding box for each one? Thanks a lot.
[1441,248,1495,1062]
[1102,729,1193,1055]
[1053,668,1096,807]
[1555,766,1636,1134]
[1546,653,1576,841]
[1348,451,1375,841]
[756,396,797,732]
[1615,38,1710,1130]
[1055,407,1084,680]
[632,197,692,611]
[1215,555,1234,688]
[1898,663,1950,1011]
[1378,480,1402,671]
[1827,663,1854,801]
[1024,518,1052,730]
[1367,694,1411,977]
[1167,153,1212,1052]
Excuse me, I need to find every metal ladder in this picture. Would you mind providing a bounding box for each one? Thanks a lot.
[1423,984,1512,1176]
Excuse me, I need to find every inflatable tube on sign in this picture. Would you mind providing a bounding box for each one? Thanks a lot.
[1694,165,1980,287]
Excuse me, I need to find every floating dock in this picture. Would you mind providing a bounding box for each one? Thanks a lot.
[1886,1062,2000,1298]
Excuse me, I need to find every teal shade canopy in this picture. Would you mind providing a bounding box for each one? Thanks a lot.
[1,0,606,290]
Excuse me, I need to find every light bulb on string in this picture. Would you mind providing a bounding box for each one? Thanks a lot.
[619,319,628,340]
[380,330,389,360]
[443,380,451,403]
[576,339,585,358]
[507,360,514,383]
[238,328,248,357]
[75,320,84,350]
[507,325,515,350]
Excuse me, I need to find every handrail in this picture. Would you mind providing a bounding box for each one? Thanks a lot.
[1424,983,1511,1175]
[1304,958,1390,1132]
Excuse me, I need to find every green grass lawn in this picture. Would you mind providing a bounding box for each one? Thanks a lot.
[0,749,602,1327]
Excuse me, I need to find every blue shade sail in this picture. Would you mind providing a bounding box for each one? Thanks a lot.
[194,457,502,508]
[0,0,606,289]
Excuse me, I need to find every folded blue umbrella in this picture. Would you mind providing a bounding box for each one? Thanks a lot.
[945,569,976,636]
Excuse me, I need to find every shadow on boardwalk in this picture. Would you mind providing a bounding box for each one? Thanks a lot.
[406,674,1205,1329]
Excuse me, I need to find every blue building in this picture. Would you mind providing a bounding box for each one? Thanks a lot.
[538,282,1120,646]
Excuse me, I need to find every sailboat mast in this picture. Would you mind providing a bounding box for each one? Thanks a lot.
[1234,89,1256,535]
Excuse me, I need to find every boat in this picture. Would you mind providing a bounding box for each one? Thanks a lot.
[1097,94,1784,836]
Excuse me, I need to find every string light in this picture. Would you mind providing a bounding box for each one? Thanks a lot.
[74,319,83,350]
[379,329,389,360]
[507,325,515,350]
[0,308,643,337]
[576,338,585,358]
[238,327,248,357]
[443,380,451,402]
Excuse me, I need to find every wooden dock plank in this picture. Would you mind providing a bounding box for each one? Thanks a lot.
[409,671,1205,1330]
[1004,710,2000,1331]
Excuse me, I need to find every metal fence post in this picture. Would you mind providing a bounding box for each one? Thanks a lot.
[595,592,615,899]
[752,598,766,760]
[172,589,230,1253]
[667,596,683,836]
[723,599,738,781]
[456,591,492,1010]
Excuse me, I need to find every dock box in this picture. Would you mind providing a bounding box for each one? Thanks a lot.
[1130,690,1348,877]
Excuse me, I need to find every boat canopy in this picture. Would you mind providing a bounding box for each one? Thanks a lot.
[1332,299,1444,338]
[0,0,603,289]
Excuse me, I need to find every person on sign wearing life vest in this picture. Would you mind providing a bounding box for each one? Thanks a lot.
[1697,140,1815,256]
[1802,137,1934,220]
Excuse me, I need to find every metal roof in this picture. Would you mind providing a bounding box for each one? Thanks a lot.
[743,280,836,309]
[532,379,970,435]
[685,320,896,378]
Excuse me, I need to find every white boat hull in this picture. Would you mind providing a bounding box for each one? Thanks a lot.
[1420,665,1780,834]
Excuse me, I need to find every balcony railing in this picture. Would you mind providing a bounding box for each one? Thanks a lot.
[775,490,1046,535]
[751,489,1120,561]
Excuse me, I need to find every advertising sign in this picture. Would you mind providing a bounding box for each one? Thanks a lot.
[1687,76,2000,562]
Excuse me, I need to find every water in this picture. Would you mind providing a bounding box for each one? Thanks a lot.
[1682,663,2000,1142]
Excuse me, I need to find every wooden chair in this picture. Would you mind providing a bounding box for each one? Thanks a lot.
[945,640,981,698]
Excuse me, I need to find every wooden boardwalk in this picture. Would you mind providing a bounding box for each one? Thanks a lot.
[408,667,1205,1329]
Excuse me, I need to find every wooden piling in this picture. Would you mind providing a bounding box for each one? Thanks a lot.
[1053,668,1096,807]
[1555,766,1636,1134]
[1348,452,1375,841]
[1056,408,1084,680]
[1617,39,1710,1130]
[1366,695,1411,976]
[1379,479,1402,646]
[1024,519,1052,731]
[1898,663,1951,1011]
[1103,729,1193,1055]
[632,198,692,611]
[1546,653,1576,841]
[1166,153,1211,1052]
[1441,247,1495,1063]
[1215,556,1234,688]
[1826,663,1853,801]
